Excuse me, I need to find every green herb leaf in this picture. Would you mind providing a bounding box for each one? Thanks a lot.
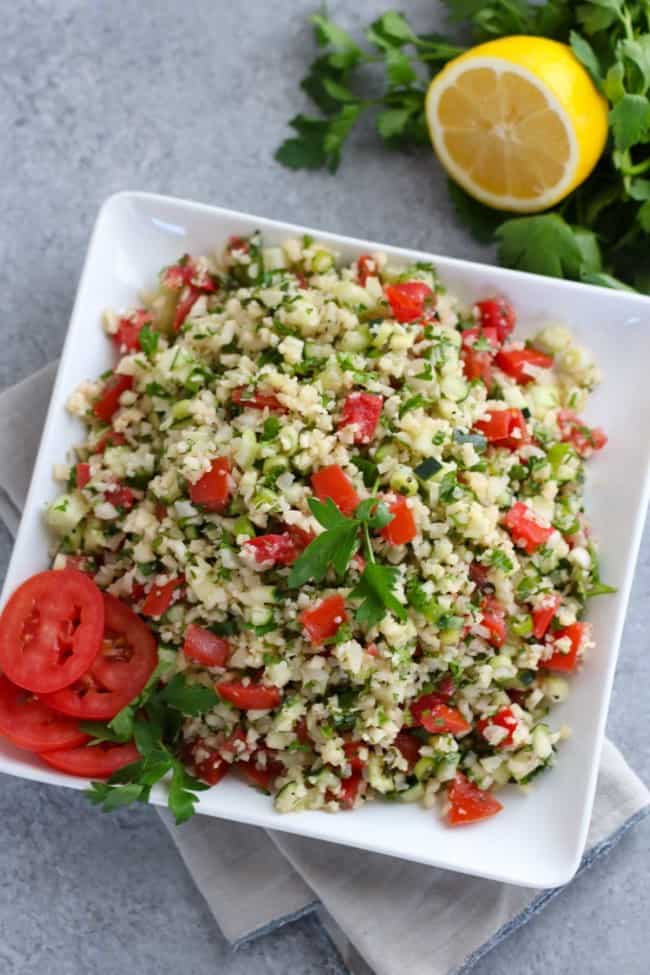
[609,93,650,151]
[569,30,602,87]
[139,324,159,359]
[496,214,585,278]
[160,675,219,716]
[350,562,407,625]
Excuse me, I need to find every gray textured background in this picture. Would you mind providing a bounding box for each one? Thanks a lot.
[1,1,648,973]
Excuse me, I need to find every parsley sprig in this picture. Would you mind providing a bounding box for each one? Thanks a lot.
[276,2,650,292]
[83,673,219,824]
[288,495,407,626]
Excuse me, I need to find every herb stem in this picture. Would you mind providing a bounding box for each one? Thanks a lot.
[362,522,376,565]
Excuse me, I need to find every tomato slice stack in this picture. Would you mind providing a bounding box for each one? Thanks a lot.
[0,569,157,779]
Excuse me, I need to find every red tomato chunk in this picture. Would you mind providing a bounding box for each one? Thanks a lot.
[338,392,383,444]
[540,622,589,672]
[232,387,287,413]
[503,502,553,554]
[446,772,503,826]
[311,465,359,517]
[216,682,282,710]
[245,533,301,566]
[300,594,347,645]
[189,457,232,512]
[411,693,470,735]
[474,408,529,451]
[477,707,518,748]
[93,374,134,423]
[385,281,434,323]
[557,410,607,458]
[381,495,417,545]
[475,298,515,344]
[532,594,561,640]
[141,577,184,618]
[495,347,553,384]
[183,624,230,668]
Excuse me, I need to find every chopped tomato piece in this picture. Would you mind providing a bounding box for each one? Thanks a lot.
[462,348,492,386]
[461,324,499,352]
[94,430,127,453]
[173,286,201,331]
[411,694,470,735]
[295,717,311,746]
[75,463,91,489]
[141,576,184,618]
[469,562,489,589]
[385,281,434,323]
[495,347,554,384]
[475,298,516,344]
[311,465,359,517]
[0,675,88,753]
[112,309,152,353]
[343,740,366,771]
[219,727,253,761]
[532,594,561,640]
[436,674,456,699]
[93,374,134,423]
[503,501,553,554]
[477,706,518,748]
[474,408,529,450]
[393,730,421,769]
[163,255,217,294]
[300,594,347,645]
[446,772,503,826]
[227,236,249,254]
[285,524,315,551]
[189,456,232,512]
[357,254,376,286]
[39,741,140,779]
[481,596,506,648]
[105,485,135,510]
[540,622,589,672]
[339,769,363,808]
[338,392,383,444]
[237,752,284,792]
[381,495,417,545]
[245,533,301,567]
[183,624,230,668]
[187,739,229,786]
[557,410,607,458]
[216,682,282,710]
[232,387,287,413]
[154,502,168,521]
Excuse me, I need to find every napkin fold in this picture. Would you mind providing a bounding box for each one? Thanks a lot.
[1,362,648,975]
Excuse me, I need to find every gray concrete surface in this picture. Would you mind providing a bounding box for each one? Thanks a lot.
[1,1,648,973]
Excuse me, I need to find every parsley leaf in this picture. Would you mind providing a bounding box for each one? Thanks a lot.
[139,324,159,359]
[160,674,219,715]
[609,93,650,150]
[496,214,586,278]
[350,562,407,626]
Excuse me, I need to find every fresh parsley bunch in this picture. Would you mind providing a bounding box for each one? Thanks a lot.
[276,1,650,292]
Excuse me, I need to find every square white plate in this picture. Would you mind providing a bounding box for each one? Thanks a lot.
[2,191,649,888]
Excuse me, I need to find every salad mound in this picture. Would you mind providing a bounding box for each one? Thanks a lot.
[7,233,611,825]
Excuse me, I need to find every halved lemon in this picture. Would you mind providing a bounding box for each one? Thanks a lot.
[425,36,608,213]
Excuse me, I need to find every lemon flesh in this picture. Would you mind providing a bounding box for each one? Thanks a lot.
[426,36,609,213]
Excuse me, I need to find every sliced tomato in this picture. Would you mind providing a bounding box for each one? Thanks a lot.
[357,254,376,286]
[76,463,91,489]
[474,408,529,450]
[216,682,282,710]
[540,622,588,672]
[462,348,492,386]
[532,594,561,640]
[232,387,287,413]
[495,347,553,384]
[245,532,301,567]
[311,465,359,517]
[300,594,347,645]
[141,576,184,618]
[0,569,104,694]
[105,485,135,511]
[503,501,554,554]
[187,739,229,786]
[93,374,134,423]
[0,675,88,753]
[557,410,607,458]
[112,309,152,353]
[94,429,127,453]
[43,593,158,720]
[183,624,230,668]
[189,456,232,512]
[385,281,434,323]
[481,596,506,648]
[381,495,417,545]
[342,740,366,771]
[476,298,516,344]
[411,694,470,735]
[338,392,383,444]
[237,752,284,792]
[477,706,518,748]
[38,741,140,779]
[393,730,421,770]
[446,771,503,826]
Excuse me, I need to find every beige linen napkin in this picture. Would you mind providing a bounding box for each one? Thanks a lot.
[1,363,648,975]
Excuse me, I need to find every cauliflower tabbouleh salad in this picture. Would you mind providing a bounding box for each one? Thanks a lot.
[0,233,612,826]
